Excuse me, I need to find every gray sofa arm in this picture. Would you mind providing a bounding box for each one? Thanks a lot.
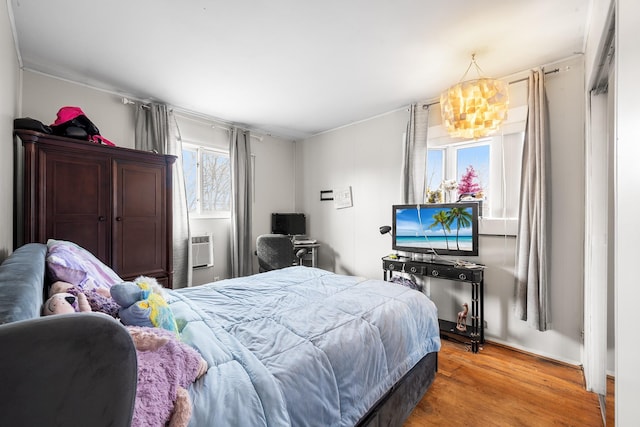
[0,242,47,323]
[0,313,137,427]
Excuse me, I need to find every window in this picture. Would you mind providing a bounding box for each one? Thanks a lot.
[456,144,490,195]
[423,102,528,235]
[426,148,443,192]
[426,133,524,223]
[182,144,231,218]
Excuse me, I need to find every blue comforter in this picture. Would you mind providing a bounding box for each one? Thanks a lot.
[167,266,441,427]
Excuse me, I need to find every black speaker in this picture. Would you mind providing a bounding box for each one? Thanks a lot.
[425,264,482,282]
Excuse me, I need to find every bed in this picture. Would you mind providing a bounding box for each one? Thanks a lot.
[0,242,440,427]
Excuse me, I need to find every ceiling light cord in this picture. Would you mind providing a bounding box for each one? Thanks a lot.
[459,53,486,82]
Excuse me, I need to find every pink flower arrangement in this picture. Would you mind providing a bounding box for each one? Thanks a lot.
[457,165,482,196]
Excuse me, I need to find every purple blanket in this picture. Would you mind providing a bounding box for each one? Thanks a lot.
[127,327,204,427]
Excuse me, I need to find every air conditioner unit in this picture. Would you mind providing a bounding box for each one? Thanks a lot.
[191,234,214,268]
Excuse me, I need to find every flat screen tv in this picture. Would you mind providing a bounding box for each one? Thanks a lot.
[271,213,306,236]
[392,203,479,257]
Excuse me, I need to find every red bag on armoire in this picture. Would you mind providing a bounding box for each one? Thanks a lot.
[50,106,116,146]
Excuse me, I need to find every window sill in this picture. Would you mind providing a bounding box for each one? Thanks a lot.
[189,213,231,220]
[479,218,518,236]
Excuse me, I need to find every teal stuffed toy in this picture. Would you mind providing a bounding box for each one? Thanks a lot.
[110,276,178,335]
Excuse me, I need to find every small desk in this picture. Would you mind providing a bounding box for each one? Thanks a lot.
[294,243,320,267]
[382,256,485,353]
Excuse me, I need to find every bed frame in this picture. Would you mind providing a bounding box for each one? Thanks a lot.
[356,352,437,426]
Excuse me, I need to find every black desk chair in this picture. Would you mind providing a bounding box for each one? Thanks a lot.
[256,234,308,272]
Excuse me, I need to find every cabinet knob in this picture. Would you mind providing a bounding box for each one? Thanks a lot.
[431,270,439,277]
[459,273,467,280]
[388,263,395,270]
[98,216,106,222]
[116,217,123,221]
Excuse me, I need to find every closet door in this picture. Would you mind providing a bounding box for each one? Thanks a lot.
[112,159,167,283]
[41,148,111,263]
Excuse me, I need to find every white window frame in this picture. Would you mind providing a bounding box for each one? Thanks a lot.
[443,139,491,197]
[182,142,231,219]
[425,105,528,236]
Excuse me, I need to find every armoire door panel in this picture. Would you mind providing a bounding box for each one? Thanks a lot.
[119,221,162,276]
[112,161,166,279]
[51,222,108,261]
[120,168,161,217]
[41,150,110,264]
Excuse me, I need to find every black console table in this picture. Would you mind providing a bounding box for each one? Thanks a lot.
[382,256,485,353]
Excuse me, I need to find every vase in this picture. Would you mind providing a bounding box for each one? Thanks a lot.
[444,190,455,203]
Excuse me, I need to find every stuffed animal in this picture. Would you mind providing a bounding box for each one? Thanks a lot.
[127,326,208,427]
[48,280,120,318]
[42,291,91,315]
[110,276,179,334]
[49,280,75,296]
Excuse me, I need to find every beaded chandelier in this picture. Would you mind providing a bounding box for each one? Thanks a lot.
[440,54,509,139]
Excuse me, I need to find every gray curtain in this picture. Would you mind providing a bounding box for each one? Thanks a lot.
[401,104,429,203]
[230,128,253,277]
[514,69,550,331]
[135,103,191,288]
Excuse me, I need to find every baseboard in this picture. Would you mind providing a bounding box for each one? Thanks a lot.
[484,339,582,368]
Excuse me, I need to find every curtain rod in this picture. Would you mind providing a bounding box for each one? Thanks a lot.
[123,97,264,141]
[172,109,264,141]
[508,67,559,85]
[421,68,561,109]
[122,97,150,110]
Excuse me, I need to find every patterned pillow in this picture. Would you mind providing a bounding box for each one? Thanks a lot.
[46,239,123,292]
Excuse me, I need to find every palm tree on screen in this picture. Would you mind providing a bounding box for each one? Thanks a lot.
[428,210,451,250]
[450,207,473,250]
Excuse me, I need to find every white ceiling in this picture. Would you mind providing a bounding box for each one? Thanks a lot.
[10,0,590,140]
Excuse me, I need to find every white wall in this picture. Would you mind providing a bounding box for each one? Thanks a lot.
[296,56,586,364]
[21,71,136,149]
[0,1,20,258]
[19,71,296,284]
[615,0,640,423]
[295,109,409,279]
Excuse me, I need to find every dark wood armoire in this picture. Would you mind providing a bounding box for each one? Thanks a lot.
[15,130,176,288]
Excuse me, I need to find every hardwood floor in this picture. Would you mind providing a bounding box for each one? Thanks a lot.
[404,338,615,426]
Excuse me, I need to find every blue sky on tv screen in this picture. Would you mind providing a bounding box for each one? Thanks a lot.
[396,206,474,237]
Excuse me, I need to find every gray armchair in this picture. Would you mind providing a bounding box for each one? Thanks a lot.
[0,314,137,427]
[0,243,137,427]
[256,234,308,272]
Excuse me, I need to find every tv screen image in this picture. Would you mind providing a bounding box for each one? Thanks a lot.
[392,203,479,257]
[271,213,306,236]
